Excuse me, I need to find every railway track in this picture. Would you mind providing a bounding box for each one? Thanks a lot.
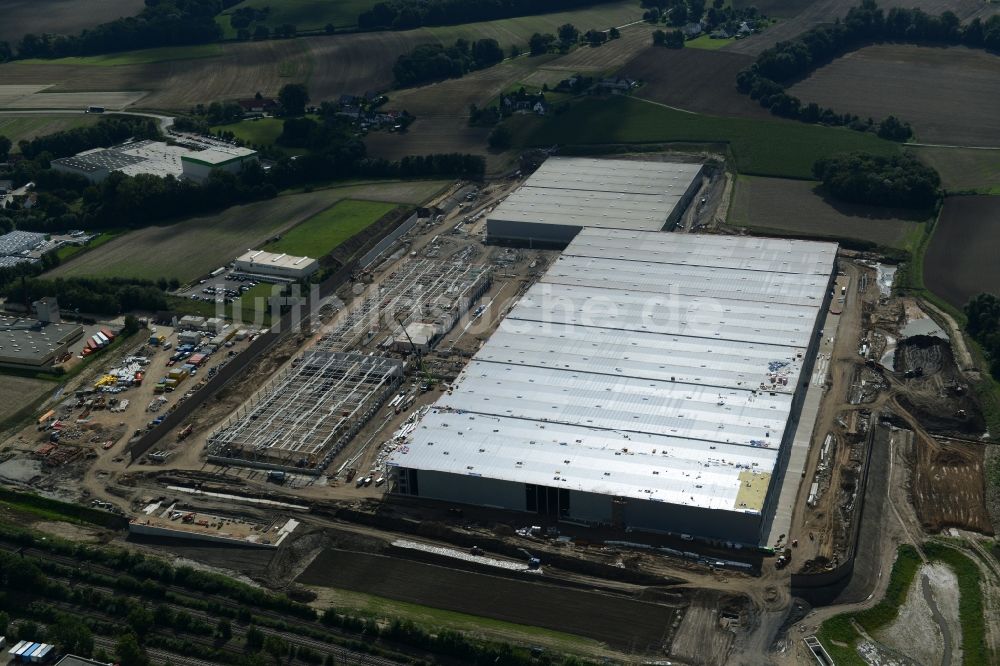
[0,539,403,666]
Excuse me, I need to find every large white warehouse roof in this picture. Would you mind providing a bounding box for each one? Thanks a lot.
[487,157,704,241]
[389,229,836,516]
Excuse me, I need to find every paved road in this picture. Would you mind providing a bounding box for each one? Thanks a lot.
[0,108,174,132]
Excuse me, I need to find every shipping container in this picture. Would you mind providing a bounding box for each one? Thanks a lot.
[95,332,109,346]
[99,327,115,340]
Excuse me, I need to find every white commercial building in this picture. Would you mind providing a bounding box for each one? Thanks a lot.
[486,157,704,247]
[234,250,319,280]
[51,140,257,183]
[181,147,258,182]
[388,229,836,545]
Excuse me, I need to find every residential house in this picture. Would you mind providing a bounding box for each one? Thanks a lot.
[682,22,703,38]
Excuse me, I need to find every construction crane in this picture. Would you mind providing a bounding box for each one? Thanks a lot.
[396,316,433,389]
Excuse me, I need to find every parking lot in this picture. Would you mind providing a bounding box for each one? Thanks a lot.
[175,269,285,307]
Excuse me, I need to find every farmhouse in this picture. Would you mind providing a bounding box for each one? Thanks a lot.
[486,157,704,247]
[389,229,836,545]
[234,250,319,280]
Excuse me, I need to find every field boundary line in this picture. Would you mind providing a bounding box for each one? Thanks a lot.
[908,142,1000,151]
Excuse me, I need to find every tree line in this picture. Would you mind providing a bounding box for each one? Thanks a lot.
[18,116,161,160]
[359,0,609,30]
[813,152,940,209]
[736,0,1000,138]
[6,0,234,60]
[4,277,169,316]
[965,294,1000,379]
[393,38,505,87]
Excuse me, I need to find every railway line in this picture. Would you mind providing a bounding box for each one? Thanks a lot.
[0,538,403,666]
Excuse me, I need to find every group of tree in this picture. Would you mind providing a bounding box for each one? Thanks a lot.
[18,116,161,160]
[393,38,505,87]
[359,0,607,30]
[653,29,686,48]
[736,0,1000,136]
[965,293,1000,379]
[812,152,940,209]
[4,277,169,316]
[7,0,234,60]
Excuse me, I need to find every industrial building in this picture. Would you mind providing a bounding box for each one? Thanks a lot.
[388,229,836,545]
[206,351,403,473]
[51,140,257,183]
[0,230,46,257]
[316,257,491,354]
[234,250,319,280]
[181,147,259,182]
[486,157,703,247]
[0,314,84,370]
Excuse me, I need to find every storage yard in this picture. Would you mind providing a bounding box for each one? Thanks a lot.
[1,154,996,665]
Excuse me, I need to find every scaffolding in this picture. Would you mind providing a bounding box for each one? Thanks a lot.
[206,351,402,473]
[316,258,491,353]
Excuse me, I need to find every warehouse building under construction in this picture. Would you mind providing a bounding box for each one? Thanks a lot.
[388,229,837,545]
[486,157,703,247]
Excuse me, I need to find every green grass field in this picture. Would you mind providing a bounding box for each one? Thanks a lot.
[514,96,900,179]
[685,35,736,50]
[315,587,613,661]
[18,44,223,67]
[48,181,447,282]
[264,199,398,257]
[211,116,318,152]
[907,146,1000,195]
[218,0,377,36]
[54,230,125,263]
[0,114,101,146]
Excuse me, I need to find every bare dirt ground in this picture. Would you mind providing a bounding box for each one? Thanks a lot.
[789,45,1000,147]
[727,175,926,249]
[912,437,993,535]
[621,47,771,119]
[725,0,998,56]
[876,561,961,666]
[0,0,144,45]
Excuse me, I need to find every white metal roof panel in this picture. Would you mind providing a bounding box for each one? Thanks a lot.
[567,228,838,275]
[510,283,819,348]
[543,254,829,307]
[481,319,804,394]
[525,157,703,196]
[391,409,775,511]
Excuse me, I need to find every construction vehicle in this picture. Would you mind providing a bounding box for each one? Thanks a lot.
[177,424,193,441]
[518,548,541,570]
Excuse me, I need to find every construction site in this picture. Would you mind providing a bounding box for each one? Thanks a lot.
[0,155,997,666]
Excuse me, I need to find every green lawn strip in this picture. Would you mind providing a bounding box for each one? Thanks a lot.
[18,44,223,66]
[685,35,736,50]
[817,545,922,661]
[264,199,398,257]
[515,96,899,179]
[923,541,992,665]
[315,585,608,656]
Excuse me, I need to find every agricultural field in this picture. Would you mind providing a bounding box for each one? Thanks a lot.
[907,146,1000,195]
[725,0,997,56]
[0,376,56,429]
[212,117,284,146]
[620,47,771,119]
[218,0,379,36]
[264,199,399,257]
[18,44,224,67]
[790,45,1000,147]
[727,175,927,249]
[0,0,143,46]
[924,196,1000,309]
[298,549,679,652]
[48,181,447,283]
[0,113,101,145]
[514,96,899,179]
